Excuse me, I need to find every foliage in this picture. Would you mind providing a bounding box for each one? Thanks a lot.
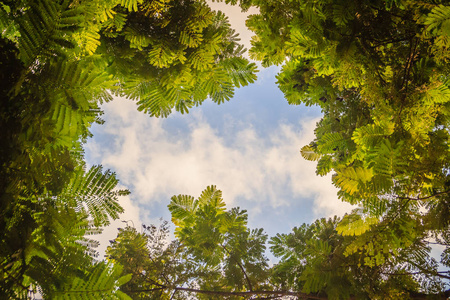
[248,0,450,196]
[0,165,130,298]
[48,262,132,300]
[107,186,270,299]
[2,0,449,298]
[0,0,256,297]
[108,187,450,299]
[246,0,450,279]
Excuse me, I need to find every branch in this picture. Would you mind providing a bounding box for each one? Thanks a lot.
[147,254,172,285]
[382,271,450,276]
[221,244,253,291]
[396,190,450,201]
[124,285,450,300]
[143,277,166,287]
[409,289,450,300]
[400,37,418,93]
[425,241,448,246]
[404,259,450,280]
[369,35,416,47]
[125,287,166,293]
[165,286,327,299]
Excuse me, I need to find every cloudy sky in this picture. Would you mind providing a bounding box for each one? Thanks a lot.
[85,2,353,257]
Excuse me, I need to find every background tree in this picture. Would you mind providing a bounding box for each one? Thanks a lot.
[107,186,450,299]
[107,186,270,299]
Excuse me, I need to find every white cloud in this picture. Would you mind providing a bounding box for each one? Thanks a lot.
[87,97,353,224]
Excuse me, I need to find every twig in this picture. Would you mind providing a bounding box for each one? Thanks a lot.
[221,244,254,292]
[396,190,450,201]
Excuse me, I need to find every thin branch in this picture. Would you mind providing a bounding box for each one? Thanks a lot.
[169,289,177,300]
[405,260,450,280]
[124,287,166,293]
[143,277,166,287]
[147,254,172,285]
[397,190,450,201]
[424,240,447,246]
[369,35,416,47]
[221,244,254,292]
[382,271,450,276]
[167,286,327,299]
[123,285,450,300]
[400,37,416,91]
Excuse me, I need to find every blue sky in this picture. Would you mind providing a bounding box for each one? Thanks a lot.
[84,3,353,257]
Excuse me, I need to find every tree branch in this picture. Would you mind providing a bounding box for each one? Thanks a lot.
[165,286,327,299]
[125,287,166,293]
[404,259,450,280]
[382,271,450,276]
[221,243,254,291]
[396,190,450,201]
[124,285,450,300]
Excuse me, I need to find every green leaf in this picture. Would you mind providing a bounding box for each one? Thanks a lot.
[336,213,379,236]
[300,145,322,161]
[424,5,450,35]
[333,167,373,196]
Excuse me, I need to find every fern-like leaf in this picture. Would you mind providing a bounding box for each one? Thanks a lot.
[61,166,128,226]
[336,212,379,236]
[17,0,82,66]
[422,79,450,105]
[333,167,373,196]
[352,122,394,149]
[50,262,132,300]
[300,145,322,161]
[120,0,143,12]
[316,155,333,176]
[168,194,197,228]
[424,5,450,36]
[317,132,348,154]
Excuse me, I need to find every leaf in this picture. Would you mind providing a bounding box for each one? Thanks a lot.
[51,262,132,300]
[424,5,450,36]
[422,80,450,104]
[148,43,177,67]
[352,122,394,149]
[61,165,127,226]
[179,29,204,48]
[366,139,403,177]
[120,0,143,12]
[336,213,379,236]
[333,167,373,196]
[317,132,348,154]
[316,155,332,176]
[300,145,322,161]
[17,1,80,66]
[198,185,226,213]
[168,194,197,227]
[116,273,132,287]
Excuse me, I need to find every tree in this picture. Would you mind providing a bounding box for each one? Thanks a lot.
[0,0,257,297]
[105,2,450,297]
[107,186,450,299]
[0,0,257,205]
[107,186,270,300]
[0,164,132,299]
[244,0,450,282]
[246,0,450,208]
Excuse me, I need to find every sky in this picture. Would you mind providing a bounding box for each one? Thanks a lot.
[84,2,354,258]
